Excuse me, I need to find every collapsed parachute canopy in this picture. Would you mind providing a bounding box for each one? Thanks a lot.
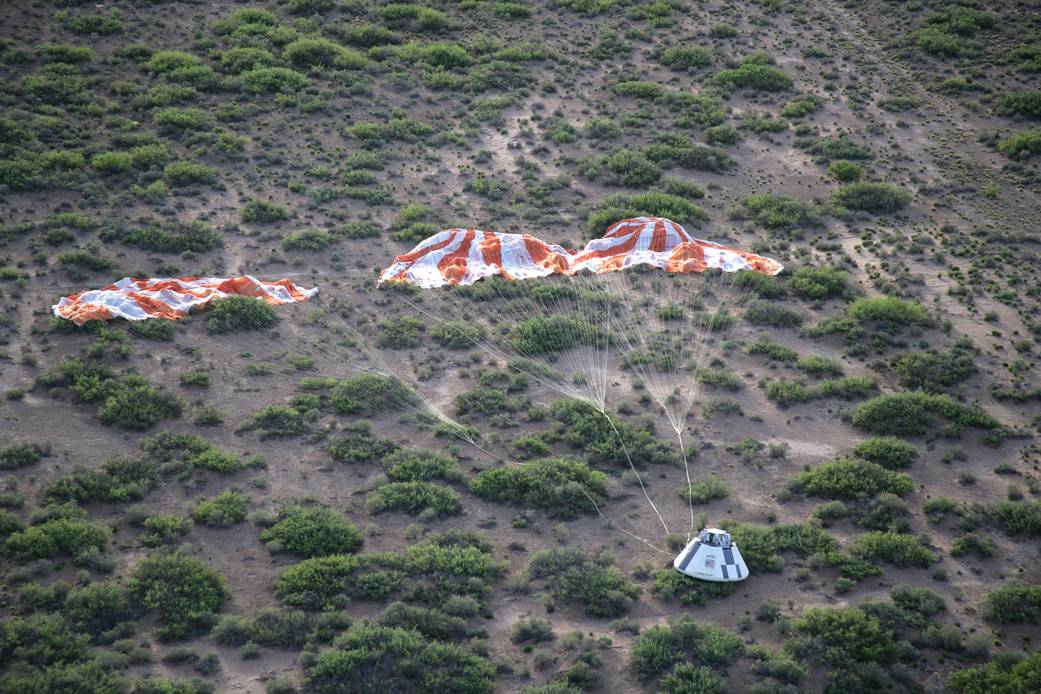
[53,275,317,325]
[378,217,782,288]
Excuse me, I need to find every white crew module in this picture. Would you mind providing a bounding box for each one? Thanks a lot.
[673,528,749,582]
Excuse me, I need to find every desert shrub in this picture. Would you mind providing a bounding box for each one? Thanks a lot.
[164,161,218,186]
[852,437,918,468]
[527,548,639,618]
[552,399,676,467]
[766,379,812,407]
[453,386,512,416]
[738,193,821,230]
[241,199,290,223]
[206,296,278,334]
[713,53,791,91]
[470,457,607,518]
[0,613,89,667]
[793,606,899,665]
[0,442,50,470]
[807,135,872,162]
[305,623,495,694]
[832,183,911,214]
[849,531,935,568]
[846,296,927,325]
[781,95,821,118]
[328,373,415,415]
[191,490,248,528]
[92,151,133,173]
[44,457,158,503]
[144,50,200,74]
[659,46,712,71]
[651,569,734,607]
[982,584,1041,624]
[828,160,863,181]
[989,501,1041,536]
[326,424,398,466]
[658,664,725,694]
[342,220,381,239]
[747,339,797,362]
[63,581,136,636]
[248,405,308,439]
[100,218,220,253]
[64,12,123,35]
[997,129,1041,159]
[892,340,976,391]
[143,432,242,474]
[680,475,730,504]
[240,67,307,93]
[948,651,1041,693]
[511,616,554,644]
[284,38,366,69]
[430,320,483,349]
[790,458,912,499]
[725,523,837,572]
[154,107,212,132]
[789,266,849,300]
[367,481,462,517]
[508,315,596,356]
[614,80,665,99]
[377,315,425,348]
[379,602,468,641]
[138,514,190,547]
[852,392,999,436]
[579,148,662,187]
[384,449,461,483]
[744,300,802,328]
[261,504,363,557]
[130,553,228,640]
[795,355,841,376]
[97,376,183,431]
[5,514,109,560]
[588,191,709,233]
[219,47,277,73]
[630,617,742,681]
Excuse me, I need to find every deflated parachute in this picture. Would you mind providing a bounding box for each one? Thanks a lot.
[53,275,317,325]
[377,228,571,289]
[378,217,782,287]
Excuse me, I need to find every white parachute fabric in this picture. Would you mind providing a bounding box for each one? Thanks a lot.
[53,275,318,325]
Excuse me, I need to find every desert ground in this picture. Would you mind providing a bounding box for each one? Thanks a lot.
[2,1,1041,693]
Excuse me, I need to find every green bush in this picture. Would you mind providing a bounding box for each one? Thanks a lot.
[130,553,228,640]
[789,266,849,300]
[578,148,662,187]
[587,191,709,233]
[0,442,50,470]
[144,50,200,74]
[328,373,415,415]
[379,602,468,641]
[659,46,712,71]
[191,490,248,528]
[982,584,1041,624]
[552,399,676,467]
[206,296,278,334]
[744,300,802,328]
[143,431,242,474]
[64,12,123,35]
[430,321,483,349]
[154,107,212,132]
[248,405,308,439]
[219,47,277,73]
[100,218,220,253]
[284,38,366,69]
[241,199,290,223]
[713,53,791,92]
[832,183,911,214]
[44,457,158,503]
[164,161,218,186]
[853,392,999,436]
[781,95,821,118]
[630,617,742,681]
[846,296,927,325]
[384,449,461,483]
[240,67,307,93]
[658,664,726,694]
[470,457,607,518]
[893,342,976,392]
[989,501,1041,536]
[508,315,596,356]
[680,475,730,504]
[807,135,872,162]
[949,651,1041,694]
[738,193,821,230]
[790,458,913,499]
[377,315,425,348]
[261,504,363,557]
[527,548,639,618]
[849,531,935,568]
[725,523,837,572]
[792,606,899,665]
[997,129,1041,159]
[5,514,109,560]
[852,437,918,468]
[97,376,183,431]
[305,623,495,694]
[747,339,797,362]
[327,423,399,464]
[92,151,133,173]
[828,160,863,181]
[63,581,136,636]
[367,481,462,517]
[0,613,89,667]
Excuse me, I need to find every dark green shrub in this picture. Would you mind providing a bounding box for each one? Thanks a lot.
[327,423,399,464]
[680,475,730,504]
[989,501,1041,536]
[240,67,307,93]
[713,53,791,91]
[630,617,742,680]
[100,219,220,253]
[508,315,596,356]
[164,161,218,186]
[379,602,468,641]
[790,458,913,499]
[849,531,935,568]
[98,376,183,430]
[377,315,425,348]
[241,199,290,223]
[367,481,462,516]
[191,490,248,528]
[852,437,918,468]
[789,266,849,300]
[552,399,676,467]
[64,12,123,35]
[587,191,709,234]
[997,129,1041,159]
[747,339,797,362]
[5,514,109,560]
[781,95,821,118]
[511,617,554,644]
[44,457,158,503]
[261,504,363,557]
[659,46,712,71]
[527,548,639,618]
[892,340,976,391]
[725,523,837,572]
[846,296,927,325]
[651,569,734,607]
[63,581,136,636]
[828,160,863,181]
[206,296,278,334]
[139,514,190,547]
[807,135,873,162]
[154,107,212,132]
[130,553,228,639]
[578,148,662,187]
[0,613,89,667]
[832,183,911,214]
[949,651,1041,694]
[0,442,50,470]
[982,584,1041,624]
[793,606,899,665]
[430,321,483,349]
[305,623,495,694]
[852,392,999,436]
[284,38,366,69]
[384,449,461,483]
[744,300,802,328]
[658,664,725,694]
[329,373,416,415]
[738,193,821,230]
[219,47,277,73]
[470,457,607,518]
[143,432,242,473]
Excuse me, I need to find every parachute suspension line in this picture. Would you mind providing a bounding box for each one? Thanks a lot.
[576,486,671,556]
[677,426,695,543]
[599,407,670,537]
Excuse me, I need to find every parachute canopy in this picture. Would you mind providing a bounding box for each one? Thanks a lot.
[378,217,782,288]
[53,275,317,325]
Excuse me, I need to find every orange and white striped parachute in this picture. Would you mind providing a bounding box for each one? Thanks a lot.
[378,217,782,288]
[378,228,572,288]
[53,275,317,326]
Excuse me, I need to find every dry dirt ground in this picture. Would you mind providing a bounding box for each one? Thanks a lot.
[2,1,1041,693]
